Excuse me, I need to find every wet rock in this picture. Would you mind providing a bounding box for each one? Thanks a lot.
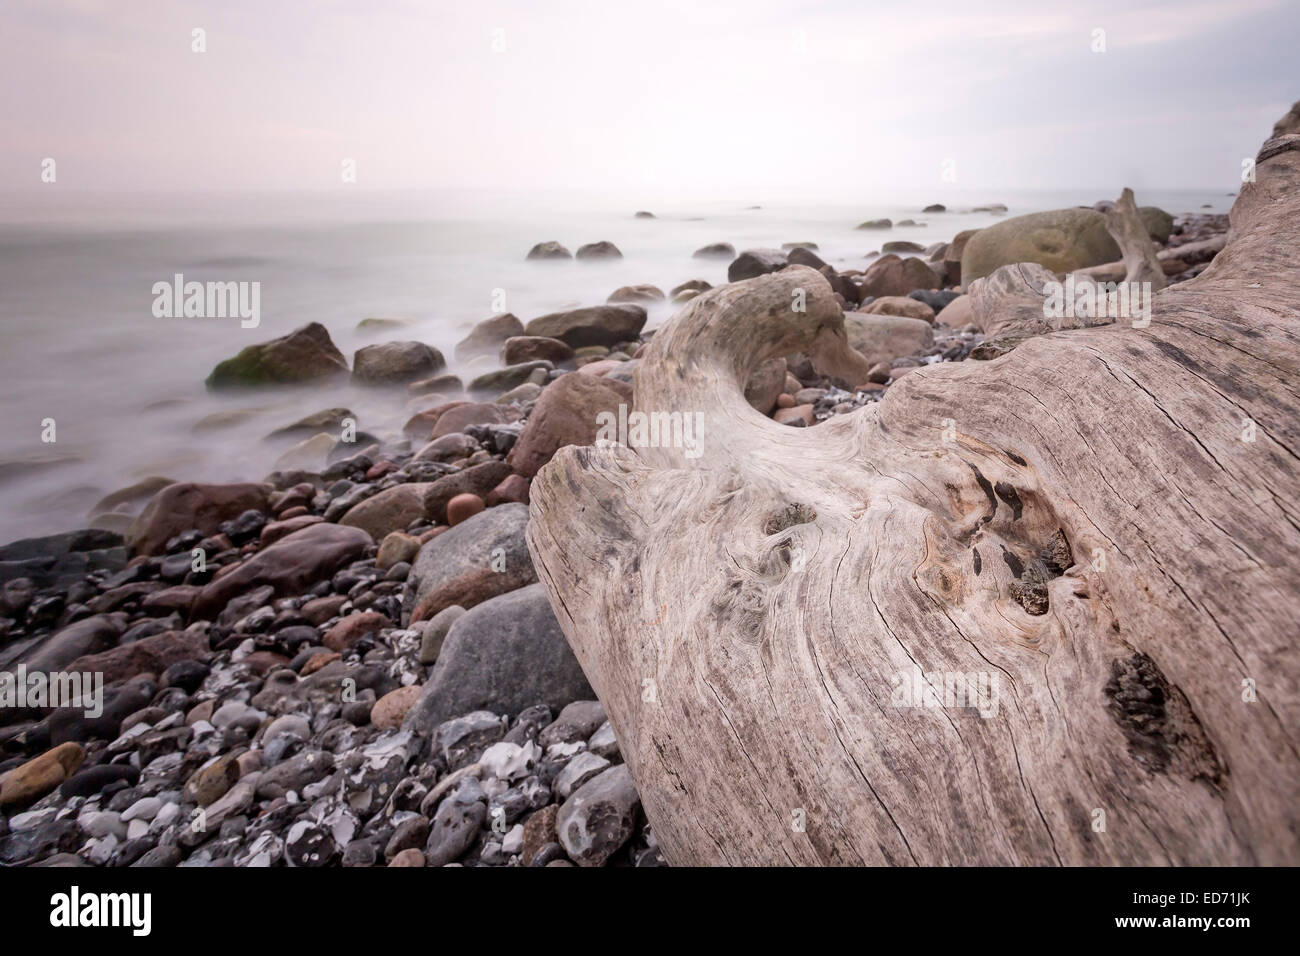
[191,523,371,621]
[352,341,445,386]
[728,248,787,281]
[575,241,622,260]
[206,322,349,389]
[607,284,664,304]
[454,313,526,360]
[525,241,572,261]
[501,335,575,366]
[858,254,942,298]
[523,304,647,349]
[126,482,271,556]
[692,242,735,259]
[67,628,209,686]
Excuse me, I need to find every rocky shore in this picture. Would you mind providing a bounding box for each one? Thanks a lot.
[0,201,1230,867]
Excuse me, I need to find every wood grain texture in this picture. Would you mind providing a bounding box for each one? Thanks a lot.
[526,104,1300,865]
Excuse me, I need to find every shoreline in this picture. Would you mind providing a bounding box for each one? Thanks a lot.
[0,200,1234,866]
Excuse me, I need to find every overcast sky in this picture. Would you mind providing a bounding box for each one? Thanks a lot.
[0,0,1295,198]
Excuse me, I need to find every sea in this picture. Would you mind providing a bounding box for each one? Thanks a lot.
[0,186,1234,543]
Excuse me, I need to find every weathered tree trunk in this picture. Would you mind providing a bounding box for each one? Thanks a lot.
[526,104,1300,865]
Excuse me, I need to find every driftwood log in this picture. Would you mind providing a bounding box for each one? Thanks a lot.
[526,104,1300,865]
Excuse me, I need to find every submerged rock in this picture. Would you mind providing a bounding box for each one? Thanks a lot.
[205,322,349,389]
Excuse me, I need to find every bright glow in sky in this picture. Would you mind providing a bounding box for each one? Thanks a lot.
[1,0,1295,197]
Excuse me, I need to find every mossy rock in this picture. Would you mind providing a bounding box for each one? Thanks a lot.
[961,208,1121,283]
[206,322,349,389]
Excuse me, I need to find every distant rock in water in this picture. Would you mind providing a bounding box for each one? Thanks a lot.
[633,211,656,219]
[971,203,1008,213]
[523,304,646,349]
[454,313,525,360]
[882,240,925,254]
[923,203,946,213]
[607,284,664,304]
[355,317,412,334]
[205,322,348,389]
[575,241,622,260]
[728,249,788,282]
[525,241,572,261]
[351,341,446,386]
[786,247,827,270]
[265,408,354,441]
[856,218,892,230]
[693,242,735,259]
[501,335,574,366]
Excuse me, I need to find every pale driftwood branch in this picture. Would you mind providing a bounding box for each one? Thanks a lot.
[1106,187,1167,291]
[526,103,1300,865]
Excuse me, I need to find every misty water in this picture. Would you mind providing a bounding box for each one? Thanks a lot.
[0,187,1232,544]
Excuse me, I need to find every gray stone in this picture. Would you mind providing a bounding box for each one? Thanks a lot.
[418,605,465,664]
[402,502,535,624]
[556,764,640,866]
[404,584,594,734]
[425,777,487,866]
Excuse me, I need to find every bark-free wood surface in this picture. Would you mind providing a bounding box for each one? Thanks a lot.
[527,105,1300,865]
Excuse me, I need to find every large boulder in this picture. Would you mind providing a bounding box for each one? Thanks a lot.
[1139,206,1175,243]
[843,314,935,367]
[858,254,942,298]
[507,373,632,478]
[205,322,348,389]
[524,305,646,349]
[403,503,536,623]
[351,341,445,386]
[960,208,1123,282]
[728,248,788,282]
[191,522,372,621]
[944,229,980,285]
[454,313,525,360]
[126,482,271,556]
[403,583,594,734]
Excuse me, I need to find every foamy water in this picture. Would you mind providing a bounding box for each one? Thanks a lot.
[0,187,1233,542]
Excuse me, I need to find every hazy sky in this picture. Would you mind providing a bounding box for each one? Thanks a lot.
[1,0,1296,198]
